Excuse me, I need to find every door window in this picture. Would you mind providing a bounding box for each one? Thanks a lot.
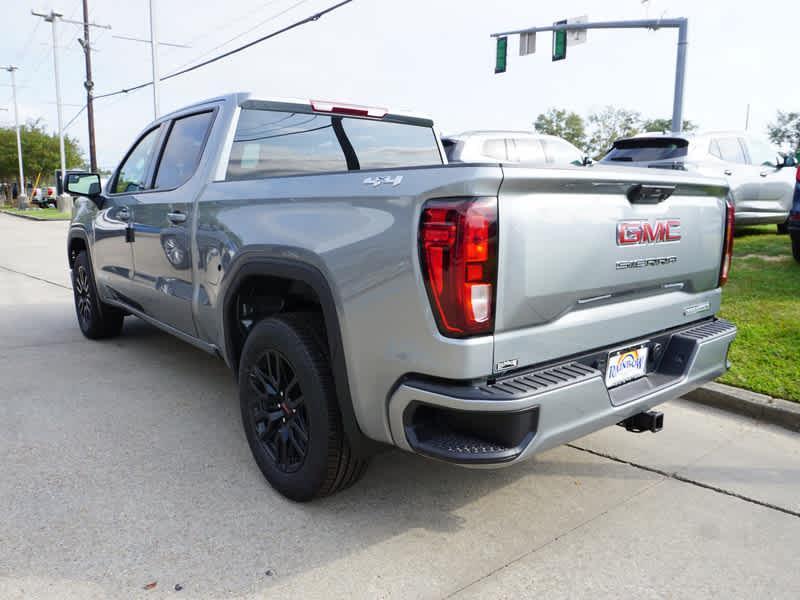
[113,127,161,193]
[542,138,583,165]
[715,137,747,164]
[154,111,215,189]
[482,139,507,161]
[745,137,778,167]
[513,138,547,164]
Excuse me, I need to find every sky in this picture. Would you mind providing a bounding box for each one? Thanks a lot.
[0,0,794,171]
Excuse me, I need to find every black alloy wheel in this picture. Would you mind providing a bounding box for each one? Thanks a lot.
[246,350,309,473]
[74,264,93,330]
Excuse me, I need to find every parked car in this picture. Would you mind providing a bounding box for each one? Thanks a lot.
[789,170,800,262]
[30,187,46,207]
[44,186,57,207]
[442,130,588,166]
[65,93,736,501]
[601,132,797,230]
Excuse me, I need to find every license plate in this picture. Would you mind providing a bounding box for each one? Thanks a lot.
[605,345,649,388]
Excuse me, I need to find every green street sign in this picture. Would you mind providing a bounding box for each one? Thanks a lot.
[495,36,508,73]
[552,20,567,61]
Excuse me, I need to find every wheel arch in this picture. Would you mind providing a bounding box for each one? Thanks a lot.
[67,227,91,269]
[220,254,377,457]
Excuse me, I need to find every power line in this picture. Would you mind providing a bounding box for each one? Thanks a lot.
[166,0,311,73]
[93,0,353,100]
[160,0,286,59]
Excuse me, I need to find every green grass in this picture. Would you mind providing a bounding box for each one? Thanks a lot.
[0,207,70,221]
[718,226,800,402]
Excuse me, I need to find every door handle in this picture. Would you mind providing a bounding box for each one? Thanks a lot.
[723,169,733,176]
[167,211,187,224]
[760,171,768,177]
[117,207,130,221]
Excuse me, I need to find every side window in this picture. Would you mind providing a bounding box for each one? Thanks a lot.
[341,118,442,169]
[542,138,583,165]
[113,127,161,193]
[514,138,547,164]
[709,139,723,160]
[226,110,347,180]
[154,111,215,189]
[716,137,747,164]
[745,137,778,167]
[482,139,507,161]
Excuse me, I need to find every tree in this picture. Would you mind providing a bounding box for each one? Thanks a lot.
[640,118,698,133]
[0,119,85,185]
[585,106,642,158]
[767,111,800,154]
[534,108,586,149]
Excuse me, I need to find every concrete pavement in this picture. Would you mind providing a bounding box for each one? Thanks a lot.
[1,212,799,599]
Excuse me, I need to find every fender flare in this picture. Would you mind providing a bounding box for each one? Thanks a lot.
[219,254,377,457]
[67,226,91,268]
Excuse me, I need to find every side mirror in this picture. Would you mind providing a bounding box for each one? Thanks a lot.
[781,154,798,168]
[65,172,102,202]
[582,156,594,166]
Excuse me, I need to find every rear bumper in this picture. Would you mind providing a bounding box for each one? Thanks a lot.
[388,318,737,466]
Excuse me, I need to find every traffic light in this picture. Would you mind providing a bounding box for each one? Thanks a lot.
[552,20,567,61]
[495,36,508,73]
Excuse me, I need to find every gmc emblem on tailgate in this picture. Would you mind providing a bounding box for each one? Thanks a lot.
[617,219,681,246]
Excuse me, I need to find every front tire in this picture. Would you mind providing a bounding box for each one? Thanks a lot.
[238,314,368,501]
[72,250,124,339]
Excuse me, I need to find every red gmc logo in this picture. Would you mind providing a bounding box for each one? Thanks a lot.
[617,219,681,246]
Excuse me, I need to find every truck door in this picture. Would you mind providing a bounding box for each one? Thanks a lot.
[93,124,164,305]
[130,110,216,336]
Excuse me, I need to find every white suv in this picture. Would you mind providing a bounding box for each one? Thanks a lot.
[442,131,587,167]
[602,131,797,230]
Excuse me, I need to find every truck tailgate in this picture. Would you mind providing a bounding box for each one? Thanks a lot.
[493,165,729,371]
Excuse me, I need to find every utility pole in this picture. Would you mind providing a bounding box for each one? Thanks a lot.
[3,66,27,209]
[491,18,690,133]
[149,0,160,118]
[31,9,68,211]
[33,9,110,210]
[79,0,97,172]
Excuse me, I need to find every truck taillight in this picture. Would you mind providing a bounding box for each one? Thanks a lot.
[419,198,498,337]
[796,166,800,183]
[719,197,735,287]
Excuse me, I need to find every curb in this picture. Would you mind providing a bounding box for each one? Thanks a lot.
[0,209,69,222]
[684,382,800,433]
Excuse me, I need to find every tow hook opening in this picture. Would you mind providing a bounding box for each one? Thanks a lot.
[618,410,664,433]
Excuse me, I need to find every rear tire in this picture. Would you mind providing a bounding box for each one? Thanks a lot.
[791,232,800,263]
[777,221,789,235]
[238,313,369,501]
[72,250,124,339]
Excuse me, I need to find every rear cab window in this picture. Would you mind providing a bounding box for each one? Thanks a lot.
[226,104,442,180]
[602,138,689,163]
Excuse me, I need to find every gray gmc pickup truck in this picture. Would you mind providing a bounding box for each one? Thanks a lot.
[65,92,737,501]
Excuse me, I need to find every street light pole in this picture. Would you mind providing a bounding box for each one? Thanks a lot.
[3,66,26,209]
[149,0,160,118]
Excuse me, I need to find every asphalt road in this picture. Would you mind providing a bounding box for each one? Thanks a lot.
[1,212,799,600]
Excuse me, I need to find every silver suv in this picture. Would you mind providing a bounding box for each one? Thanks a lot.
[602,131,797,229]
[443,130,587,166]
